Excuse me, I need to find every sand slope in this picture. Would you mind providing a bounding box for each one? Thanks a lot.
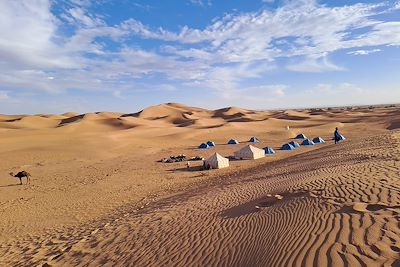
[0,104,399,266]
[1,131,399,266]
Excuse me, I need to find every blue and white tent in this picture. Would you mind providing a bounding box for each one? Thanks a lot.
[334,130,346,142]
[289,141,300,148]
[282,143,295,150]
[313,137,325,144]
[227,139,239,144]
[263,147,276,154]
[301,139,315,146]
[249,136,259,143]
[295,133,307,139]
[198,143,210,149]
[206,141,216,147]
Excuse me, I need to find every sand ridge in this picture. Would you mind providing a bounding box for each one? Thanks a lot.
[1,130,399,266]
[0,104,399,266]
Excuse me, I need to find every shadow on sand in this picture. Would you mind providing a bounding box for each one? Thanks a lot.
[167,166,206,172]
[0,183,21,188]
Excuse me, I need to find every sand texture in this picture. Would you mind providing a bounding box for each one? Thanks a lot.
[0,103,399,266]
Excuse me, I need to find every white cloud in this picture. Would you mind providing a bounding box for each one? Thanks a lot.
[69,0,91,7]
[112,90,122,98]
[0,91,9,100]
[209,84,287,109]
[347,49,381,55]
[310,83,362,94]
[0,0,399,109]
[190,0,212,7]
[64,7,104,28]
[287,56,344,72]
[392,1,400,10]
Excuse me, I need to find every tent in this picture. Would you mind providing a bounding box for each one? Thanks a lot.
[234,145,265,160]
[282,143,295,150]
[301,139,315,146]
[289,141,300,148]
[333,131,345,142]
[227,139,239,144]
[295,133,307,139]
[206,141,216,147]
[205,153,229,169]
[198,143,210,149]
[336,134,345,141]
[263,147,276,155]
[313,137,325,144]
[249,136,259,143]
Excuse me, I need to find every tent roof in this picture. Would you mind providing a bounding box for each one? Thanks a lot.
[313,137,325,143]
[263,147,276,154]
[199,143,209,148]
[237,145,263,153]
[295,133,307,139]
[302,139,315,145]
[289,141,300,147]
[206,153,227,162]
[282,143,295,150]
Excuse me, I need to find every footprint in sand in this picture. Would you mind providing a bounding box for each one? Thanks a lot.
[340,202,400,214]
[256,194,285,209]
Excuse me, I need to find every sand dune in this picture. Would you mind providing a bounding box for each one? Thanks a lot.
[0,103,399,266]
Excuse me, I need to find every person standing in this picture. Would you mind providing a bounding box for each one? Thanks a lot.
[334,127,341,144]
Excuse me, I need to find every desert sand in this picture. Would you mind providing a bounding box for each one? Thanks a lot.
[0,103,399,266]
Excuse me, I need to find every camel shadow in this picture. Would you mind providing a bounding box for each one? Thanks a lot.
[0,183,21,188]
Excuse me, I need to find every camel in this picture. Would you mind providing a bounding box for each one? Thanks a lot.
[9,171,31,185]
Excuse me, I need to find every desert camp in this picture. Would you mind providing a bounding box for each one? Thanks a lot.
[1,0,400,266]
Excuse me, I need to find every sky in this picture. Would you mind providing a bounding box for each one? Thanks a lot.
[0,0,400,114]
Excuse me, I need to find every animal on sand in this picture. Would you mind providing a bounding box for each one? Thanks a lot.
[9,171,31,185]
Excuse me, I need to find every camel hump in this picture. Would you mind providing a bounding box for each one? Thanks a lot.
[17,171,30,176]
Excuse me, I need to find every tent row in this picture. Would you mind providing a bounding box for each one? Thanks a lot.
[282,135,327,150]
[199,136,260,149]
[204,145,275,169]
[229,137,259,144]
[198,141,216,149]
[296,132,345,143]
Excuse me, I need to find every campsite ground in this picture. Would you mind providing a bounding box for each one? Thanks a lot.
[0,103,399,266]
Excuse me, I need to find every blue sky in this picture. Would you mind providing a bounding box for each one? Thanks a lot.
[0,0,399,114]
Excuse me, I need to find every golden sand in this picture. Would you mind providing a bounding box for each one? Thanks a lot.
[0,103,399,266]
